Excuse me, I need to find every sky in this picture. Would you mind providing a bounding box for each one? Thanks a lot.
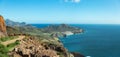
[0,0,120,24]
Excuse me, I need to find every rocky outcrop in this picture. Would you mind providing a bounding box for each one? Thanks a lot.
[9,37,59,57]
[9,37,72,57]
[0,15,7,37]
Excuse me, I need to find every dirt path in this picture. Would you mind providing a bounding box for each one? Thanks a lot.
[1,36,25,46]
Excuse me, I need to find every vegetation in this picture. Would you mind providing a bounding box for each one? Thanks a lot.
[57,52,65,57]
[7,40,20,50]
[0,36,18,42]
[0,44,9,57]
[7,26,43,36]
[0,40,20,57]
[6,26,22,35]
[41,24,81,33]
[6,19,43,36]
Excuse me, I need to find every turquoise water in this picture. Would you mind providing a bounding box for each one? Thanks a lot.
[32,24,120,57]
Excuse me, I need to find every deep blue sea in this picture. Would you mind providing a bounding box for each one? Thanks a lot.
[32,24,120,57]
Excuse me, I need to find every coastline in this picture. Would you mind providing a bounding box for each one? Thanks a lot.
[58,33,85,57]
[31,24,85,57]
[5,19,84,57]
[71,52,85,57]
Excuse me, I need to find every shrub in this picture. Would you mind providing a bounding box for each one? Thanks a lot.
[7,40,20,48]
[0,44,9,57]
[0,36,17,42]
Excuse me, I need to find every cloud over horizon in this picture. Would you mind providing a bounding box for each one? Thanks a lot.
[64,0,81,3]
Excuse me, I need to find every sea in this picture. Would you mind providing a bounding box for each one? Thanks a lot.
[31,24,120,57]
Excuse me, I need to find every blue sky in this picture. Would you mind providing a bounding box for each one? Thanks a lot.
[0,0,120,24]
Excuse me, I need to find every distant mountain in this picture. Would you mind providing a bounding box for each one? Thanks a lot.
[41,24,83,37]
[5,19,26,27]
[5,19,83,37]
[42,24,83,33]
[5,19,42,36]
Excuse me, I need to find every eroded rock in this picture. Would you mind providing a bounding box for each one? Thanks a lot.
[9,37,59,57]
[0,15,7,37]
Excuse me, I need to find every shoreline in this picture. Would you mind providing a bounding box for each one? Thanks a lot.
[71,52,85,57]
[58,32,85,57]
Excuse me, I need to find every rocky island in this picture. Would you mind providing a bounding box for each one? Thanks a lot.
[0,15,84,57]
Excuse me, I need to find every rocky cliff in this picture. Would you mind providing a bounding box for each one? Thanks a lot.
[0,15,7,37]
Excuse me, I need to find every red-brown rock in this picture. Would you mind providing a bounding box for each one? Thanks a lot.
[0,15,7,37]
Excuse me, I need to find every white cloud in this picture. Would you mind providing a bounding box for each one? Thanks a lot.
[64,0,81,3]
[73,0,80,3]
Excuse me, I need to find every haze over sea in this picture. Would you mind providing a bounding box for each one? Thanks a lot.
[32,24,120,57]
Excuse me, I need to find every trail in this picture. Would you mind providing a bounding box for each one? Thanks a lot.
[1,36,25,46]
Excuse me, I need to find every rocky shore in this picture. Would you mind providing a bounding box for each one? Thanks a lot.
[71,52,85,57]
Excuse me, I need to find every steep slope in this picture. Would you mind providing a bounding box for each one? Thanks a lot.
[9,37,74,57]
[0,15,7,37]
[6,26,22,36]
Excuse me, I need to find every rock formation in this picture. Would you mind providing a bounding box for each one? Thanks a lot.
[0,15,7,37]
[9,37,71,57]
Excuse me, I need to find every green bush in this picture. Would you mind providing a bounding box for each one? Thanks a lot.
[7,40,20,48]
[0,53,8,57]
[0,44,9,57]
[0,40,20,57]
[0,36,18,42]
[0,37,10,42]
